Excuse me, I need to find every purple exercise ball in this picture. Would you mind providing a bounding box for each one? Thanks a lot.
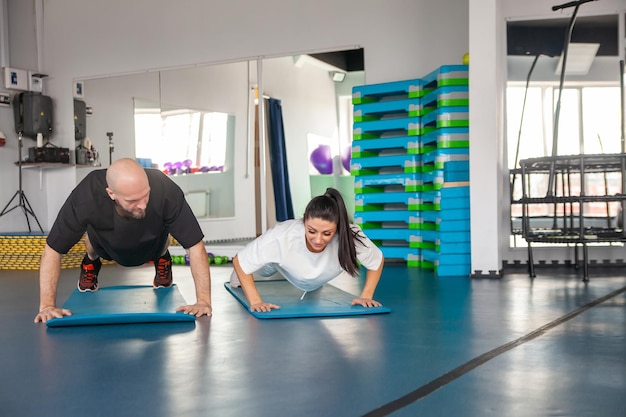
[310,144,333,175]
[341,145,352,172]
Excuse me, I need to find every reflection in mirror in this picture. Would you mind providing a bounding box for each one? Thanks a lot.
[74,98,102,166]
[134,99,230,173]
[261,50,364,219]
[74,60,248,226]
[74,49,364,241]
[133,98,235,219]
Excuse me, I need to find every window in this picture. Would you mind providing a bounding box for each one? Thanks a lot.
[134,105,229,172]
[507,84,622,247]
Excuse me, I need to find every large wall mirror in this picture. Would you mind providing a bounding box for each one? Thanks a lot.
[73,49,365,242]
[73,60,248,227]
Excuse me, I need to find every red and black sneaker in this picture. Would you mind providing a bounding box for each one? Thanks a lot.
[154,251,173,288]
[78,254,101,292]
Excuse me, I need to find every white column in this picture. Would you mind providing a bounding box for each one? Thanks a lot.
[257,57,268,233]
[469,0,506,277]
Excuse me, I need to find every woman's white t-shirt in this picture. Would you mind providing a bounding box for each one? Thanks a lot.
[236,219,383,291]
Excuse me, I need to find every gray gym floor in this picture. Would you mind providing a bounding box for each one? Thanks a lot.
[1,262,624,417]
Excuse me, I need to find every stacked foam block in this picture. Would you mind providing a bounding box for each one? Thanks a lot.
[0,234,86,270]
[0,234,116,270]
[1,234,181,271]
[351,65,470,276]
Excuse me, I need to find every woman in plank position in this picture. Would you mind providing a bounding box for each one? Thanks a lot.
[231,188,384,312]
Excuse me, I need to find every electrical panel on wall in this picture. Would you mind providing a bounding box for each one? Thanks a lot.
[3,68,48,92]
[3,67,28,91]
[73,81,85,98]
[28,72,46,93]
[0,93,10,107]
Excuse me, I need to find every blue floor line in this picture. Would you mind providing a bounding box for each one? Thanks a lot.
[362,284,626,417]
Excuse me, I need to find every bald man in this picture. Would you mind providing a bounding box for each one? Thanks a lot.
[34,158,212,323]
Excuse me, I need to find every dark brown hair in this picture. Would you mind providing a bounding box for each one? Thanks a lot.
[303,188,365,276]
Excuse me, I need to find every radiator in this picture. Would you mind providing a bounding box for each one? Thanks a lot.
[185,191,209,218]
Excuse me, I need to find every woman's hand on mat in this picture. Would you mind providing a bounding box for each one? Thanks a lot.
[176,301,212,317]
[249,301,280,313]
[351,297,382,308]
[34,306,72,323]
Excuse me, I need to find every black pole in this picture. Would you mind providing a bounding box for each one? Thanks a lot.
[546,3,585,196]
[511,54,542,195]
[0,133,44,232]
[107,132,114,165]
[551,0,597,11]
[619,59,626,154]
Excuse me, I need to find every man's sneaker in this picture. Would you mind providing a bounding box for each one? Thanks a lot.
[154,251,173,288]
[78,255,101,292]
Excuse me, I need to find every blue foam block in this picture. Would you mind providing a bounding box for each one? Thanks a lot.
[355,209,420,225]
[421,127,469,149]
[354,98,424,121]
[224,281,390,319]
[355,191,421,211]
[353,117,421,139]
[354,172,422,193]
[351,153,420,175]
[46,284,196,327]
[421,65,469,88]
[352,78,425,103]
[352,136,420,156]
[422,106,469,129]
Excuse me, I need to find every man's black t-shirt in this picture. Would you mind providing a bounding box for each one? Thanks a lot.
[47,169,204,266]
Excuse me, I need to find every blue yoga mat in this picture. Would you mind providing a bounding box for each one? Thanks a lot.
[224,280,390,319]
[46,284,196,327]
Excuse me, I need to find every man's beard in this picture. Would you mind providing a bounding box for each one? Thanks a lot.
[114,200,146,220]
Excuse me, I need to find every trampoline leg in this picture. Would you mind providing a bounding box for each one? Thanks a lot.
[582,243,589,282]
[527,242,536,278]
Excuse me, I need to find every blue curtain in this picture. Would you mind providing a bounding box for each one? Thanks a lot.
[266,98,294,221]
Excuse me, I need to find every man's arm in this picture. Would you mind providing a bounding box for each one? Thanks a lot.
[176,240,212,317]
[34,244,72,323]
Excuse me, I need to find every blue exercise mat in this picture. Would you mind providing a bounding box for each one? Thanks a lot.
[224,280,390,319]
[46,284,196,327]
